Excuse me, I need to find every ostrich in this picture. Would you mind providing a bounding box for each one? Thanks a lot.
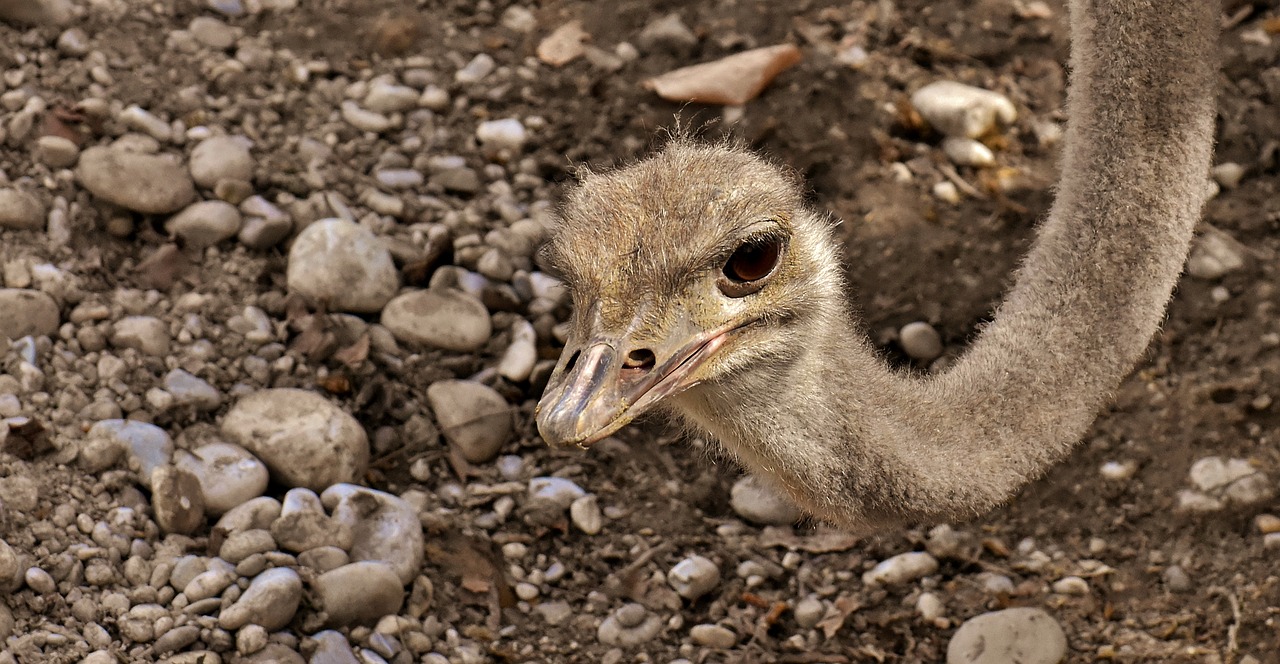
[535,0,1217,532]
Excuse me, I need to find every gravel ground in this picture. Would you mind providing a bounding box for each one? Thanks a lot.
[0,1,1278,663]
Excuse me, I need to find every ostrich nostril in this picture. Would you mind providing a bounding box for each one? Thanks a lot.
[563,349,581,374]
[623,348,656,372]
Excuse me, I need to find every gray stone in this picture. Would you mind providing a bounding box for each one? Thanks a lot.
[911,81,1017,139]
[321,484,424,584]
[0,188,46,230]
[218,567,302,631]
[427,380,511,463]
[85,419,173,486]
[689,624,736,648]
[221,388,369,491]
[314,561,404,627]
[0,289,59,340]
[76,146,196,214]
[668,555,720,600]
[381,289,491,352]
[166,200,242,248]
[364,81,419,114]
[175,442,269,515]
[730,475,802,525]
[34,135,79,168]
[218,529,276,564]
[214,496,281,535]
[900,321,944,361]
[598,603,663,646]
[189,16,237,50]
[151,465,206,535]
[190,135,254,189]
[310,630,360,664]
[287,218,399,314]
[271,487,353,553]
[110,316,170,356]
[863,551,939,586]
[947,608,1067,664]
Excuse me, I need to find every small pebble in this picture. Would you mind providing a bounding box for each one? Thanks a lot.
[911,81,1017,139]
[862,551,939,586]
[667,555,720,601]
[947,607,1066,664]
[688,624,736,648]
[729,475,801,525]
[900,321,943,361]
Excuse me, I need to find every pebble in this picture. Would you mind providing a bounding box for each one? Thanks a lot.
[364,81,419,114]
[427,380,512,463]
[183,567,236,602]
[164,368,222,411]
[150,465,206,535]
[911,81,1017,139]
[668,555,720,600]
[216,496,282,535]
[166,200,243,248]
[1211,162,1245,189]
[221,388,370,491]
[217,567,302,631]
[1255,513,1280,534]
[175,442,269,514]
[189,16,237,49]
[729,475,801,525]
[917,592,945,621]
[900,321,943,361]
[287,218,399,313]
[271,487,353,553]
[218,528,275,563]
[1185,231,1245,280]
[381,289,492,352]
[793,596,824,628]
[645,44,802,106]
[1163,565,1193,592]
[862,551,939,586]
[0,188,46,230]
[340,101,393,133]
[1099,460,1137,481]
[946,608,1066,664]
[637,13,698,52]
[497,318,537,381]
[237,196,293,249]
[110,316,171,356]
[119,105,172,141]
[598,603,664,646]
[476,118,528,153]
[1051,576,1089,596]
[1186,456,1273,507]
[321,484,424,584]
[688,624,736,648]
[942,137,996,167]
[455,53,495,83]
[527,476,586,510]
[0,289,59,340]
[310,630,359,664]
[933,180,962,204]
[84,419,173,484]
[0,540,20,592]
[314,561,405,627]
[569,495,603,535]
[75,146,196,214]
[34,135,80,168]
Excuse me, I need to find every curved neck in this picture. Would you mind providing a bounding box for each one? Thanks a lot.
[676,0,1217,531]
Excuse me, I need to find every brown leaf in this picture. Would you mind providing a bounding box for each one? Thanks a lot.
[645,44,803,105]
[333,333,370,368]
[537,20,590,67]
[815,595,862,639]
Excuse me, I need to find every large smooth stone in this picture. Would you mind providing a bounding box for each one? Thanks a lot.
[76,146,196,214]
[217,567,302,632]
[381,289,491,352]
[321,484,424,584]
[0,289,59,341]
[947,608,1067,664]
[313,561,404,627]
[175,442,269,515]
[286,218,399,314]
[220,388,368,491]
[426,380,511,463]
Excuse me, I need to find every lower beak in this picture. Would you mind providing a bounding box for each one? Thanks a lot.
[535,323,733,447]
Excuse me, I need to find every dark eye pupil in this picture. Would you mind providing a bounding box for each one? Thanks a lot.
[724,240,780,283]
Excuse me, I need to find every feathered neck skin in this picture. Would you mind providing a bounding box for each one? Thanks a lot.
[536,0,1217,532]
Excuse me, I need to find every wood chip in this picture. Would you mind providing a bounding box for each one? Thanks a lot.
[644,44,803,105]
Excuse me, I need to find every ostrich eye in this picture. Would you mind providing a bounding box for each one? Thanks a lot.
[718,237,783,297]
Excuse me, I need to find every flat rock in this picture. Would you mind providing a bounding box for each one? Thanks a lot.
[427,380,512,463]
[381,289,491,351]
[645,44,802,106]
[0,289,59,341]
[286,218,399,314]
[217,567,302,631]
[221,388,369,491]
[150,465,206,535]
[947,608,1067,664]
[314,561,405,627]
[76,146,196,214]
[0,188,46,230]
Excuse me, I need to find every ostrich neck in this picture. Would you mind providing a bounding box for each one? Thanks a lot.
[676,0,1217,532]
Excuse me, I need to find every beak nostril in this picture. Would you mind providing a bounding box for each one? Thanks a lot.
[623,348,656,372]
[563,350,581,373]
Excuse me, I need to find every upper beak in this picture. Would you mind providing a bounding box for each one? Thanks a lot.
[535,315,734,447]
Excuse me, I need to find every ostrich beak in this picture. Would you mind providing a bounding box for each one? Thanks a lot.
[535,318,734,448]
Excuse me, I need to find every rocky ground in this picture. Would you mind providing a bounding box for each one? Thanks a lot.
[0,0,1278,663]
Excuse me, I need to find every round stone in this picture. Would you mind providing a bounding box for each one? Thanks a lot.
[314,561,405,627]
[730,475,802,525]
[76,146,196,214]
[218,567,303,632]
[0,188,46,230]
[381,289,491,352]
[220,388,369,491]
[286,218,399,314]
[35,135,80,168]
[427,380,512,463]
[0,289,59,341]
[900,321,944,361]
[166,200,242,248]
[598,604,663,646]
[947,608,1067,664]
[689,624,736,648]
[321,484,424,584]
[668,555,721,600]
[110,316,171,356]
[862,551,939,586]
[175,442,269,515]
[189,135,254,189]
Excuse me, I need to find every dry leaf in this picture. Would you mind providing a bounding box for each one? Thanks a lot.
[333,333,370,367]
[645,44,803,105]
[537,20,590,67]
[815,595,862,639]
